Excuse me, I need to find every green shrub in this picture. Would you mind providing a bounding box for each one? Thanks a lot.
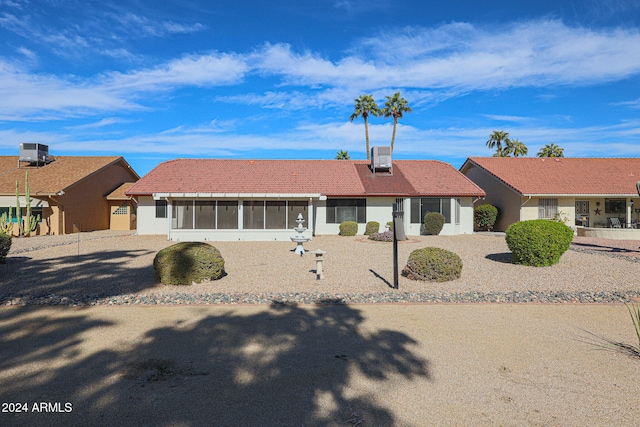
[339,221,358,236]
[153,242,225,285]
[423,212,445,235]
[402,247,462,282]
[0,232,11,264]
[386,221,393,232]
[474,204,498,231]
[505,219,574,267]
[365,221,380,235]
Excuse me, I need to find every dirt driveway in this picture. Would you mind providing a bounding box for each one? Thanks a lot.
[1,304,639,426]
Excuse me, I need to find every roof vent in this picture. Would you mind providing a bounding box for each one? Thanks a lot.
[371,146,392,175]
[19,143,52,165]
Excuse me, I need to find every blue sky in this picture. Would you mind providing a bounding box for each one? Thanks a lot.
[1,0,640,176]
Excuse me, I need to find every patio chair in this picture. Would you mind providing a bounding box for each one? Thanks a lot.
[609,217,622,228]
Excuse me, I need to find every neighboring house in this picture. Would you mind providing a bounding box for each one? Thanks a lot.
[126,159,486,241]
[0,156,140,235]
[106,182,138,231]
[460,157,640,231]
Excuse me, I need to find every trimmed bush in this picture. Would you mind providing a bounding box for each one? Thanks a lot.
[365,221,380,235]
[0,232,11,264]
[339,221,358,236]
[386,221,394,232]
[153,242,225,285]
[402,247,462,282]
[368,230,394,242]
[505,219,574,267]
[474,204,498,231]
[423,212,445,235]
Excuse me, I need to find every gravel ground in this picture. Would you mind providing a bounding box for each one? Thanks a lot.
[2,230,640,305]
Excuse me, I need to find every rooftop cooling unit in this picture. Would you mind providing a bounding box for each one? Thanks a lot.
[371,146,392,174]
[19,143,50,165]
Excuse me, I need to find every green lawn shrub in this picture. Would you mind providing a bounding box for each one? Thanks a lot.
[153,242,225,285]
[423,212,445,235]
[0,232,11,263]
[365,221,380,235]
[402,247,462,282]
[505,219,574,267]
[474,204,499,231]
[339,221,358,236]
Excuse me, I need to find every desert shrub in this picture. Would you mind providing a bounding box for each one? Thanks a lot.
[402,247,462,282]
[339,221,358,236]
[505,219,574,267]
[474,204,498,231]
[368,231,394,242]
[365,221,380,235]
[386,221,393,232]
[423,212,445,235]
[153,242,225,285]
[0,232,11,264]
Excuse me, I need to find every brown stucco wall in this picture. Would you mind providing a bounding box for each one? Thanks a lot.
[57,161,138,234]
[463,164,522,231]
[109,201,136,230]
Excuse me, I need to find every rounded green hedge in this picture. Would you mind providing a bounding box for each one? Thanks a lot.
[474,204,498,231]
[402,247,462,282]
[505,219,574,266]
[0,232,11,264]
[153,242,225,285]
[339,221,358,236]
[423,212,445,235]
[365,221,380,235]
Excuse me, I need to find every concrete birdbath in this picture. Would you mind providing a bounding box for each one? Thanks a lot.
[291,213,311,256]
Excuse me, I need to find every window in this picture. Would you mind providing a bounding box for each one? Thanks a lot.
[243,200,265,229]
[243,201,308,229]
[410,198,452,223]
[195,201,216,229]
[0,207,42,223]
[155,200,167,218]
[326,199,366,223]
[287,201,308,229]
[605,198,626,214]
[217,201,238,229]
[538,198,558,219]
[114,203,128,215]
[172,201,193,229]
[266,201,286,229]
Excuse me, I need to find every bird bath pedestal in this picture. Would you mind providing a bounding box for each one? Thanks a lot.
[291,213,311,256]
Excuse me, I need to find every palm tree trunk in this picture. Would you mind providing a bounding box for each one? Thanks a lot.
[390,118,398,153]
[364,116,370,160]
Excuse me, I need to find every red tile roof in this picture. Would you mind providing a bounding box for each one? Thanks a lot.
[0,156,138,195]
[464,157,640,195]
[127,159,485,198]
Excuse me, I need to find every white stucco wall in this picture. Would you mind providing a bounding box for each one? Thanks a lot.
[135,196,168,235]
[135,196,476,240]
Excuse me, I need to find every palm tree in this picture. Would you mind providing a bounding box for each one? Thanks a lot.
[382,91,412,153]
[350,95,381,160]
[503,139,528,157]
[486,130,510,157]
[537,143,564,158]
[335,150,350,160]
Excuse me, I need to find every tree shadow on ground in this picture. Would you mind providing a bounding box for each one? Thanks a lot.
[485,252,514,264]
[0,249,158,300]
[0,304,430,426]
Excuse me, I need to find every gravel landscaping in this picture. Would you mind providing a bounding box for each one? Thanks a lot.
[2,230,640,306]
